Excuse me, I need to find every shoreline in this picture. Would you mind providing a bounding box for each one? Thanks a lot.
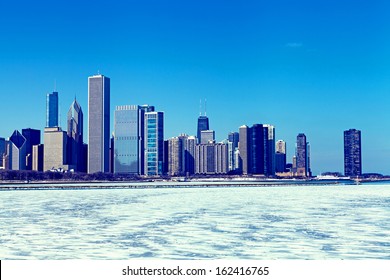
[0,177,383,191]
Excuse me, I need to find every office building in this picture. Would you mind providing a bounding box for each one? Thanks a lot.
[344,129,362,177]
[8,130,27,170]
[144,111,164,176]
[67,98,85,172]
[200,130,215,144]
[88,74,110,173]
[0,137,5,169]
[113,105,154,175]
[238,125,250,175]
[296,133,309,177]
[168,137,184,176]
[22,128,41,170]
[228,132,239,173]
[275,140,287,173]
[32,144,44,171]
[184,136,196,175]
[195,142,228,175]
[46,91,59,127]
[264,124,275,176]
[197,115,209,144]
[44,127,71,171]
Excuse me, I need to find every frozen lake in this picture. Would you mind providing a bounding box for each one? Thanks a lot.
[1,183,389,259]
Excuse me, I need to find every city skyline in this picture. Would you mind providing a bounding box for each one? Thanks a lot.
[1,1,390,175]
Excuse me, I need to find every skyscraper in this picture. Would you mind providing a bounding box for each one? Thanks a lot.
[22,128,41,170]
[197,116,209,144]
[0,137,5,169]
[88,74,110,174]
[184,136,196,175]
[144,111,164,176]
[238,125,250,175]
[200,130,215,144]
[44,127,69,171]
[344,129,362,177]
[228,132,239,173]
[46,91,59,127]
[113,105,154,175]
[264,124,275,176]
[296,133,308,177]
[195,142,228,174]
[67,98,84,172]
[275,140,287,173]
[168,137,184,176]
[9,130,27,170]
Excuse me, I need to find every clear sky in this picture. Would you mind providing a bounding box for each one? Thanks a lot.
[1,0,390,175]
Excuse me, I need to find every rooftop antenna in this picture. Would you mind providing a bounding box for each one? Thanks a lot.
[205,98,207,116]
[54,79,57,92]
[199,99,202,116]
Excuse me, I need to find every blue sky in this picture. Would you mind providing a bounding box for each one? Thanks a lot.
[1,0,390,175]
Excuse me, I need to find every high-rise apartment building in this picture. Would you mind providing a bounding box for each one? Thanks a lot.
[195,142,228,174]
[344,129,362,177]
[144,111,164,176]
[67,98,84,172]
[168,137,184,176]
[296,133,309,177]
[184,136,196,175]
[46,91,59,127]
[88,74,110,174]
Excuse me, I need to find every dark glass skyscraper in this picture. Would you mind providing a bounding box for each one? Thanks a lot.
[344,129,362,177]
[22,128,41,170]
[46,91,59,127]
[67,98,84,172]
[197,116,209,144]
[88,74,110,173]
[9,130,27,170]
[296,133,308,177]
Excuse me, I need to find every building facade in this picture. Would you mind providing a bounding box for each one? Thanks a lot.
[228,132,239,173]
[296,133,309,177]
[197,115,209,144]
[32,144,44,171]
[44,127,71,171]
[8,130,27,170]
[195,142,228,175]
[88,74,110,173]
[144,111,164,176]
[67,98,85,172]
[22,128,41,170]
[344,129,362,177]
[200,130,215,144]
[46,91,59,128]
[275,140,287,173]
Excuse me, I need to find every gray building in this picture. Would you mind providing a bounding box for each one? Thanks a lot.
[144,111,164,176]
[238,125,250,175]
[264,124,275,176]
[195,142,228,175]
[44,127,71,171]
[228,132,239,173]
[344,129,362,177]
[32,144,44,172]
[46,91,59,128]
[168,137,184,176]
[67,98,84,172]
[200,130,215,144]
[88,74,110,174]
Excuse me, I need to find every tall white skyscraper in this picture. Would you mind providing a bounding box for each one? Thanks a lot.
[88,74,110,174]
